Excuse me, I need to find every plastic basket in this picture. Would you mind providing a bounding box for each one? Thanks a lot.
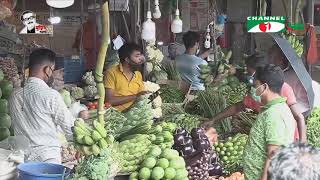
[17,162,71,180]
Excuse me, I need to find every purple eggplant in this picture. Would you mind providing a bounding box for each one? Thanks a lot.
[175,128,188,136]
[193,139,210,152]
[174,134,186,146]
[184,136,193,146]
[191,128,204,139]
[181,145,195,158]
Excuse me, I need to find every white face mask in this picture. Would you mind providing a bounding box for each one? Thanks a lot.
[196,48,200,55]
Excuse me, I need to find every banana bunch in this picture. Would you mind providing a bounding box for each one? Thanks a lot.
[199,50,233,86]
[282,33,304,57]
[73,118,114,156]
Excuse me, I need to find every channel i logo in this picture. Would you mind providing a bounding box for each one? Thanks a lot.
[247,16,286,33]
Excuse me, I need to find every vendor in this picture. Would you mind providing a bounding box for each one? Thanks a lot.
[9,48,88,164]
[242,64,296,180]
[203,54,306,142]
[176,31,209,92]
[104,43,148,112]
[268,44,320,114]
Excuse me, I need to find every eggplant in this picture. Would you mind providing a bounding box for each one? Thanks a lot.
[182,145,195,157]
[184,136,193,146]
[175,128,188,136]
[191,128,204,139]
[174,134,186,146]
[193,139,210,152]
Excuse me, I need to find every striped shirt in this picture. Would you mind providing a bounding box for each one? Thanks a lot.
[9,77,75,163]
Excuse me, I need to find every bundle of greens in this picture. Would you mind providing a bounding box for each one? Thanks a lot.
[307,108,320,147]
[160,85,185,103]
[164,113,200,132]
[104,108,128,137]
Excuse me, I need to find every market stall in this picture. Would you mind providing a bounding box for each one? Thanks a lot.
[0,0,320,180]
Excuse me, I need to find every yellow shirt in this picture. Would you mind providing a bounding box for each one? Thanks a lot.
[104,64,144,111]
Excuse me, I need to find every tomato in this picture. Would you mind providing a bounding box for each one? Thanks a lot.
[93,101,98,106]
[87,102,93,106]
[104,102,111,108]
[92,105,97,109]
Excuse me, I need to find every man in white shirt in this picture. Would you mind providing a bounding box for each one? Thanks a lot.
[9,49,87,164]
[268,45,320,115]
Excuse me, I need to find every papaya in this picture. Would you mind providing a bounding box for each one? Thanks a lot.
[0,80,13,99]
[0,99,8,114]
[0,127,10,141]
[0,113,11,128]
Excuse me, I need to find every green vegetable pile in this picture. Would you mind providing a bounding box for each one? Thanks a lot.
[213,133,248,174]
[82,71,98,98]
[160,85,185,103]
[103,107,128,137]
[0,69,13,141]
[118,134,153,173]
[60,89,72,107]
[164,113,200,132]
[122,97,154,133]
[130,147,188,180]
[71,149,112,180]
[307,108,320,147]
[218,77,247,105]
[149,122,177,150]
[70,86,85,100]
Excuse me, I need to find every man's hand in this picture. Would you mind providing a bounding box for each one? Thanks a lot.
[138,91,152,96]
[202,119,215,127]
[79,110,89,120]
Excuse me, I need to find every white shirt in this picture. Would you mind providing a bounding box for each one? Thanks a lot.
[9,77,75,163]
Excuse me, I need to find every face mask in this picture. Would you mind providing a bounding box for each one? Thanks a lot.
[250,87,261,103]
[250,83,266,103]
[45,66,54,86]
[283,65,290,72]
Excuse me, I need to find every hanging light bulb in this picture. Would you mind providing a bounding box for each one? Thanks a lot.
[153,0,161,19]
[204,27,211,49]
[171,0,182,33]
[142,1,156,41]
[46,0,74,8]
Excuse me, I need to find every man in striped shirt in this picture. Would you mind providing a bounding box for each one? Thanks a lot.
[9,49,87,164]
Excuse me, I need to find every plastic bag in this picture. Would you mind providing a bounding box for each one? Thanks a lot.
[69,101,87,118]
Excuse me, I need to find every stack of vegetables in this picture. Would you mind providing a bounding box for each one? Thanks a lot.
[70,149,112,180]
[173,128,224,179]
[281,32,303,57]
[130,147,189,180]
[118,134,153,173]
[0,57,19,87]
[198,49,233,86]
[145,44,167,82]
[103,107,128,137]
[82,71,98,99]
[70,86,85,100]
[218,76,248,105]
[59,89,73,108]
[143,81,163,118]
[0,69,13,141]
[73,118,114,156]
[233,112,257,135]
[209,172,244,180]
[164,113,200,132]
[213,134,248,174]
[160,84,185,103]
[148,122,176,149]
[307,107,320,148]
[119,96,154,137]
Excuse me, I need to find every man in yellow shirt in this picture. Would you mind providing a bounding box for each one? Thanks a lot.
[104,43,147,111]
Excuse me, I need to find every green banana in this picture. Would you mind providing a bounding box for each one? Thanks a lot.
[81,145,93,156]
[74,126,91,136]
[76,135,84,144]
[91,144,101,155]
[93,120,107,138]
[98,138,108,149]
[83,136,95,145]
[92,130,103,141]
